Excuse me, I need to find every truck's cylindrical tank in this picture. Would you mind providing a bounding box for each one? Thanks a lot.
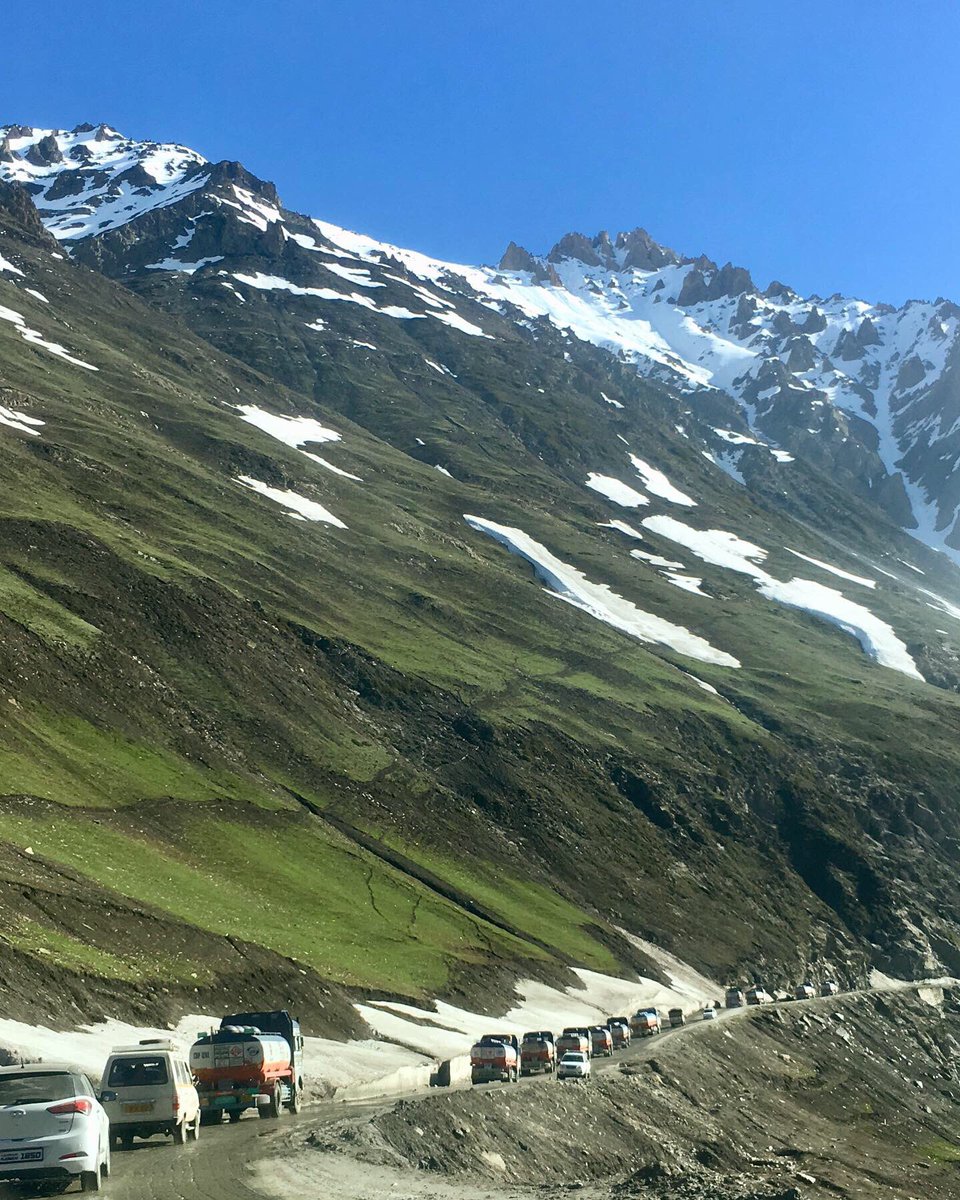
[190,1026,292,1085]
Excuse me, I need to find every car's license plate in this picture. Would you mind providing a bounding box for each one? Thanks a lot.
[122,1102,153,1113]
[0,1149,43,1163]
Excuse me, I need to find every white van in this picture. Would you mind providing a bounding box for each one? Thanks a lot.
[101,1040,201,1148]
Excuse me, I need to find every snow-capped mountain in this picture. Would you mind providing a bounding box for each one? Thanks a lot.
[490,230,960,554]
[9,119,960,996]
[3,123,960,566]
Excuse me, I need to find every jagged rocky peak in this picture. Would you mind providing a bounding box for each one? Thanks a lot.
[616,226,680,270]
[499,224,680,277]
[544,225,679,271]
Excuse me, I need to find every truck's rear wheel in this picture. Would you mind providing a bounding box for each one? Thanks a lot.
[228,1110,242,1123]
[261,1082,282,1118]
[287,1079,303,1114]
[200,1111,220,1127]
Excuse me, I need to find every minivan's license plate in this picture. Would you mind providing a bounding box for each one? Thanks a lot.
[1,1150,43,1163]
[122,1102,152,1113]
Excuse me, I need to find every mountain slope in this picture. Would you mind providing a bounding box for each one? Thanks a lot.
[3,126,960,1031]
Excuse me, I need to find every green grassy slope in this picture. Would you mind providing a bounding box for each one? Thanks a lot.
[3,183,960,1034]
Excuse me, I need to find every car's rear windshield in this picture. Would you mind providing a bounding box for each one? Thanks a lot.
[107,1057,169,1087]
[0,1072,78,1106]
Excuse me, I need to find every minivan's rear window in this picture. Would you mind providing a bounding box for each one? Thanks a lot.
[0,1072,77,1105]
[107,1057,169,1087]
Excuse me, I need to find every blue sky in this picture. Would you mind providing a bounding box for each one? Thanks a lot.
[4,1,958,304]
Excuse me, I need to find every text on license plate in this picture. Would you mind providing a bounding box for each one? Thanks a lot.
[0,1149,43,1163]
[122,1102,153,1113]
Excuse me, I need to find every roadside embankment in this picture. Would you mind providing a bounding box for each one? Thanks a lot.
[261,986,960,1200]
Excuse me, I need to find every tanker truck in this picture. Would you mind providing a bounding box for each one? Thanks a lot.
[190,1010,303,1124]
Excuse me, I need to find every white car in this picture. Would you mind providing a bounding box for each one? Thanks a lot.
[557,1051,591,1081]
[702,1006,717,1021]
[101,1041,201,1147]
[0,1063,110,1192]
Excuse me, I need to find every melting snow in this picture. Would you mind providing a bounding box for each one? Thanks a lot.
[301,452,363,482]
[785,548,876,589]
[758,577,922,679]
[237,476,347,528]
[235,404,341,447]
[24,289,49,303]
[629,456,696,506]
[0,405,44,436]
[0,303,98,370]
[586,473,649,508]
[601,391,623,409]
[598,519,644,539]
[644,515,920,678]
[666,574,710,597]
[145,255,223,274]
[323,262,384,288]
[464,515,740,667]
[630,549,685,569]
[0,254,24,276]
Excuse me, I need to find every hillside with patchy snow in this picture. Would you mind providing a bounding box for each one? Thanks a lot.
[5,122,960,1032]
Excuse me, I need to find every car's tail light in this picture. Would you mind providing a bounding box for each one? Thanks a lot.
[59,1152,88,1160]
[48,1099,93,1116]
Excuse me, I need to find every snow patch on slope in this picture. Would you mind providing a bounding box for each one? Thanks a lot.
[464,515,740,668]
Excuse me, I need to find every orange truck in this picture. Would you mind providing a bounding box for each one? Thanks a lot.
[470,1035,519,1084]
[189,1010,303,1123]
[520,1031,555,1076]
[556,1028,591,1059]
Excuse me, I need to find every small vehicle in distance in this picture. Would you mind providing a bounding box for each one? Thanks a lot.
[557,1052,591,1081]
[629,1009,661,1037]
[746,986,772,1006]
[0,1063,111,1193]
[470,1036,519,1084]
[820,980,840,997]
[520,1032,555,1076]
[607,1018,631,1049]
[556,1028,591,1059]
[102,1040,200,1148]
[668,1007,686,1027]
[702,1006,717,1021]
[725,987,745,1009]
[588,1026,614,1057]
[795,982,816,1001]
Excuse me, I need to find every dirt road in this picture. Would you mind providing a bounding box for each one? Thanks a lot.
[98,1010,732,1199]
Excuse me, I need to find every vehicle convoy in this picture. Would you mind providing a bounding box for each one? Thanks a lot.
[190,1010,303,1123]
[556,1028,591,1059]
[557,1051,590,1082]
[795,983,816,1001]
[470,1036,519,1084]
[607,1017,631,1048]
[0,1064,111,1193]
[101,1040,200,1147]
[589,1025,614,1057]
[520,1032,555,1076]
[668,1007,686,1027]
[725,987,746,1009]
[630,1008,661,1037]
[746,986,772,1006]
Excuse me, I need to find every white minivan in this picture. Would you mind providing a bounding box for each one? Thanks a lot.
[101,1040,201,1148]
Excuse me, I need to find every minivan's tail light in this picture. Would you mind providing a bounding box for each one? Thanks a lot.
[172,1095,181,1115]
[48,1099,93,1116]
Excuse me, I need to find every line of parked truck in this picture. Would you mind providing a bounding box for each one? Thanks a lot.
[468,1005,690,1085]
